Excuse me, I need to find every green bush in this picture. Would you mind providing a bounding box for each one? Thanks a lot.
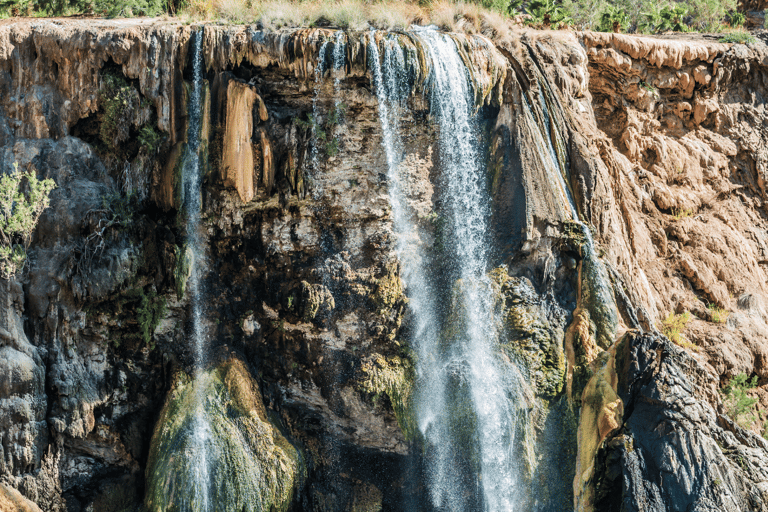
[526,0,573,28]
[707,303,729,323]
[137,124,163,154]
[719,31,757,43]
[660,310,691,345]
[0,0,168,16]
[0,163,56,279]
[100,70,138,152]
[689,0,737,30]
[639,4,690,32]
[721,373,759,429]
[597,4,630,32]
[296,103,347,158]
[725,10,746,26]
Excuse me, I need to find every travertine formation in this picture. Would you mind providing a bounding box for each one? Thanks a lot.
[1,17,768,512]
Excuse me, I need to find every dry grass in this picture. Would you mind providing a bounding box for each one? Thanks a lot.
[180,0,518,32]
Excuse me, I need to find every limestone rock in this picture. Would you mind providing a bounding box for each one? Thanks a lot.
[145,356,304,512]
[222,80,257,202]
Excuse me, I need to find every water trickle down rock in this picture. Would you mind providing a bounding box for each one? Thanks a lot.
[144,357,304,512]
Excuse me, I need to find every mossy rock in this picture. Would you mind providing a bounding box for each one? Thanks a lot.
[174,244,193,300]
[145,357,304,512]
[580,240,618,350]
[490,268,566,400]
[371,263,406,315]
[359,353,417,441]
[297,281,335,323]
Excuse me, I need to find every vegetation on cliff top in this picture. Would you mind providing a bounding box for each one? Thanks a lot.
[0,0,758,36]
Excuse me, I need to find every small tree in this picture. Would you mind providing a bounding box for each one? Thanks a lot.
[0,163,56,279]
[721,373,759,429]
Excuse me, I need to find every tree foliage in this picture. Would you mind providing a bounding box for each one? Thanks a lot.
[639,4,690,32]
[0,0,169,17]
[0,163,56,279]
[526,0,572,28]
[597,4,630,32]
[721,373,759,429]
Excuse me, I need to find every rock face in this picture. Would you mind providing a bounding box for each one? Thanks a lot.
[593,332,768,511]
[145,355,303,512]
[2,17,768,512]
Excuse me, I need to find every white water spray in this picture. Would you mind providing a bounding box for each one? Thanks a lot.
[370,29,530,511]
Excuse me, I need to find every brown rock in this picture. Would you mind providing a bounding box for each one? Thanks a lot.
[222,80,257,202]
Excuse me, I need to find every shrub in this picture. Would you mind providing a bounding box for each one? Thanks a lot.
[597,4,630,32]
[719,31,757,43]
[526,0,573,28]
[725,10,746,26]
[688,0,737,30]
[707,303,729,323]
[721,373,759,429]
[100,70,139,152]
[0,163,56,279]
[137,124,163,154]
[296,103,347,157]
[0,0,168,16]
[672,207,693,220]
[660,311,692,346]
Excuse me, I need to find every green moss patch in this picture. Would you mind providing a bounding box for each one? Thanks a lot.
[359,354,417,441]
[145,358,304,512]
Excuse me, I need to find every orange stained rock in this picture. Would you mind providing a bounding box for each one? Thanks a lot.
[222,80,257,202]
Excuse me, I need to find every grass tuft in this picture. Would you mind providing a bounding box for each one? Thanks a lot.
[719,30,757,44]
[660,310,696,350]
[707,303,729,324]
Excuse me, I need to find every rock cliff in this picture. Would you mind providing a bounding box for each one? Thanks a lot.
[1,17,768,512]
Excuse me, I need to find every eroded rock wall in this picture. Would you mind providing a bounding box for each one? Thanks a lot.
[2,17,768,512]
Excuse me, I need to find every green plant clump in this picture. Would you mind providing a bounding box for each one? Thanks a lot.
[719,32,757,44]
[0,162,56,279]
[296,103,347,157]
[707,303,729,324]
[639,4,690,32]
[597,4,630,32]
[0,0,168,17]
[137,124,163,154]
[721,373,759,429]
[526,0,573,28]
[136,288,167,346]
[100,71,139,152]
[660,311,692,346]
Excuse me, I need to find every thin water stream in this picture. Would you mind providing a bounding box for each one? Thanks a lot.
[184,28,213,512]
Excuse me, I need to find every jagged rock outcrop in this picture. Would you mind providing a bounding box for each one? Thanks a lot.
[592,332,768,511]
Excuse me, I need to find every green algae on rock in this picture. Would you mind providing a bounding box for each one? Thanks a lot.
[359,353,417,441]
[145,357,304,512]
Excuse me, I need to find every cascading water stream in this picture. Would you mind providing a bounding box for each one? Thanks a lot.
[368,31,457,505]
[416,29,527,512]
[370,29,529,511]
[183,28,213,512]
[308,40,330,199]
[332,31,346,108]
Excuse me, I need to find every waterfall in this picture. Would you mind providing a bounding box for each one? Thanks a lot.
[183,28,213,512]
[332,31,346,108]
[308,39,330,199]
[370,29,529,511]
